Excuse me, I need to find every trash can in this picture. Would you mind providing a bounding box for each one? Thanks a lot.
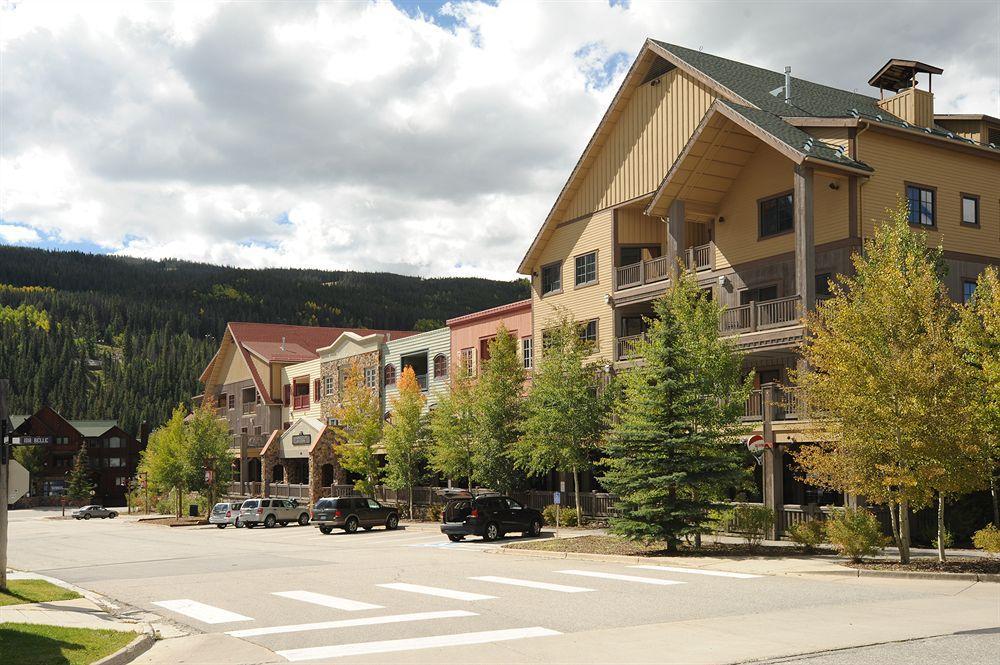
[189,504,199,517]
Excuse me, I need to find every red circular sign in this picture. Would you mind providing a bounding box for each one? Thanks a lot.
[745,434,768,452]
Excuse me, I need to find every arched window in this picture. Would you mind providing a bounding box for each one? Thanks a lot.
[384,364,396,386]
[433,354,448,378]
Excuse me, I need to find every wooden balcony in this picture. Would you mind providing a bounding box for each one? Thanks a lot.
[614,244,712,291]
[719,296,801,335]
[616,334,645,360]
[741,384,804,423]
[292,394,310,410]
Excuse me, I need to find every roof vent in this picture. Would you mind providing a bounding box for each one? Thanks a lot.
[281,336,286,352]
[784,66,792,104]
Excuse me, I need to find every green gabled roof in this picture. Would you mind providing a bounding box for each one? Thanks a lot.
[719,101,873,172]
[70,420,119,437]
[10,415,28,431]
[652,41,887,119]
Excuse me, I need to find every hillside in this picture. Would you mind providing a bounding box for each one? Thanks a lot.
[0,246,528,434]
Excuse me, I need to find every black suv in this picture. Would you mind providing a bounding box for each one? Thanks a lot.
[312,496,400,534]
[440,491,543,542]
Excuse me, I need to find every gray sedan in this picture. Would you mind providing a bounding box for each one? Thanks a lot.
[72,505,118,520]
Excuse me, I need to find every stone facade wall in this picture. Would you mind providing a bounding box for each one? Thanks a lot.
[319,349,381,421]
[308,428,345,505]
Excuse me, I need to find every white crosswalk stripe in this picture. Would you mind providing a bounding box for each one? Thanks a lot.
[226,610,477,638]
[152,599,252,624]
[630,564,761,579]
[271,590,382,611]
[276,626,561,661]
[377,582,496,601]
[469,575,593,593]
[556,570,685,586]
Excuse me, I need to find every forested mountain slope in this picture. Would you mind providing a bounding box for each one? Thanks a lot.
[0,246,528,435]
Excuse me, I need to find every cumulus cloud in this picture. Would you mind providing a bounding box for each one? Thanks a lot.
[1,0,996,279]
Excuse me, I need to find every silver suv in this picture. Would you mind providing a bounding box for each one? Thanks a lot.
[209,501,244,528]
[240,498,310,529]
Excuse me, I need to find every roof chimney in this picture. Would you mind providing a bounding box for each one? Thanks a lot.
[784,66,792,104]
[868,59,942,128]
[281,336,286,352]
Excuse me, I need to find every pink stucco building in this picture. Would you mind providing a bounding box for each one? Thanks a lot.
[446,299,533,377]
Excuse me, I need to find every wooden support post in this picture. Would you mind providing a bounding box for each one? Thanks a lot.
[794,165,816,314]
[667,200,686,270]
[761,383,783,540]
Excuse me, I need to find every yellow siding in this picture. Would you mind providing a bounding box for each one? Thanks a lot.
[219,347,251,385]
[877,88,934,128]
[280,358,323,423]
[531,209,614,361]
[616,206,666,245]
[858,129,1000,258]
[713,145,850,269]
[935,119,983,142]
[805,127,850,151]
[564,68,717,219]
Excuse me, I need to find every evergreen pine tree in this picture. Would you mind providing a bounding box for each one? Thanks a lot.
[66,443,95,500]
[601,270,750,550]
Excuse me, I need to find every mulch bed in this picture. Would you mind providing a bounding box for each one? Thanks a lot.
[505,534,835,558]
[845,557,1000,575]
[136,516,207,527]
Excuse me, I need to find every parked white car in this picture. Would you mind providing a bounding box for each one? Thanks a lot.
[209,501,244,528]
[72,505,118,520]
[240,498,310,528]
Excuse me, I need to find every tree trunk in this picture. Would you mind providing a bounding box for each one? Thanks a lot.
[898,500,911,564]
[937,493,946,563]
[573,467,582,526]
[889,500,901,548]
[991,473,999,527]
[176,488,182,518]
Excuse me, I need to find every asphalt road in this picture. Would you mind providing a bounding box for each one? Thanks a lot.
[6,508,999,664]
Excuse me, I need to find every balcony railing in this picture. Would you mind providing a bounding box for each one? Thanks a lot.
[292,394,310,410]
[685,243,712,271]
[614,256,670,290]
[616,334,645,360]
[229,434,266,450]
[720,296,801,335]
[743,389,763,421]
[739,385,805,423]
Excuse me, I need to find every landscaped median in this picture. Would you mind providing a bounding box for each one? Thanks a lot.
[499,535,1000,582]
[1,577,150,665]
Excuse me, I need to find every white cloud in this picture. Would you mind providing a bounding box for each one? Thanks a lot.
[1,0,997,279]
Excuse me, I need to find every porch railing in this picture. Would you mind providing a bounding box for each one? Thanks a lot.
[616,334,645,360]
[743,389,763,421]
[719,296,801,335]
[613,256,670,290]
[685,243,712,271]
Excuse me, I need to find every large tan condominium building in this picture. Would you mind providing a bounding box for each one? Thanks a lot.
[517,40,1000,529]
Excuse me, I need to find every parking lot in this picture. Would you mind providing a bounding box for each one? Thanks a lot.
[6,508,999,664]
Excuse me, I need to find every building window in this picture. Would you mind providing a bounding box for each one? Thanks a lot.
[758,192,794,238]
[108,457,123,468]
[961,194,979,226]
[228,394,235,410]
[575,251,597,286]
[815,273,833,298]
[906,184,935,227]
[963,280,977,304]
[433,354,448,378]
[541,262,562,296]
[327,418,340,428]
[108,437,121,449]
[522,337,533,370]
[364,367,378,390]
[384,364,396,386]
[292,381,310,409]
[460,348,474,375]
[740,285,779,305]
[578,320,598,346]
[324,376,335,396]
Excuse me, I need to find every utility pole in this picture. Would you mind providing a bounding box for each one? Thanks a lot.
[1,379,11,592]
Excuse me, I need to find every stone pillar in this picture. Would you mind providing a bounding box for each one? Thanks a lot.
[793,165,816,314]
[308,429,342,506]
[666,199,686,270]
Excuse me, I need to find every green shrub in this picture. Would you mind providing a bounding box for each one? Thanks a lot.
[973,524,1000,555]
[933,528,954,550]
[423,504,443,522]
[787,519,826,553]
[825,509,887,562]
[542,504,578,527]
[729,504,774,553]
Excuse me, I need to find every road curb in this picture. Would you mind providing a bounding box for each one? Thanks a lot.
[92,629,155,665]
[792,568,998,583]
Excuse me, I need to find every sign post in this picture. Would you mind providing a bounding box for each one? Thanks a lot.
[553,490,561,538]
